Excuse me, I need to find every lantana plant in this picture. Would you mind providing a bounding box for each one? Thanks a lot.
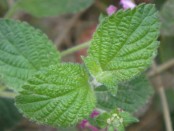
[0,1,160,131]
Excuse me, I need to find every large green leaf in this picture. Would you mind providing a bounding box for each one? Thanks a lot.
[16,63,96,127]
[17,0,94,17]
[84,4,160,89]
[96,75,154,113]
[0,19,60,91]
[160,0,174,36]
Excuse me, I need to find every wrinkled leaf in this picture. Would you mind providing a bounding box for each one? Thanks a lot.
[0,19,60,91]
[96,75,154,113]
[84,4,160,90]
[16,63,96,127]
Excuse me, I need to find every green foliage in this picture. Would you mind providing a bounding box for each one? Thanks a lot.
[17,0,94,17]
[95,112,110,128]
[96,75,154,113]
[0,97,21,131]
[16,64,96,127]
[160,36,174,62]
[0,3,160,129]
[96,109,138,131]
[0,19,60,91]
[84,4,160,90]
[160,0,174,36]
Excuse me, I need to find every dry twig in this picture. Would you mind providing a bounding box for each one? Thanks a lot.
[152,61,173,131]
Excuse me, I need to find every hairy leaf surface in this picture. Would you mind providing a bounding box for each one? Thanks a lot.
[18,0,94,17]
[96,75,154,113]
[16,64,96,127]
[84,4,160,88]
[0,19,60,91]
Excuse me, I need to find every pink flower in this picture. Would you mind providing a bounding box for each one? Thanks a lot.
[80,119,88,128]
[120,0,136,9]
[90,110,100,118]
[80,119,99,131]
[79,110,100,131]
[106,5,117,16]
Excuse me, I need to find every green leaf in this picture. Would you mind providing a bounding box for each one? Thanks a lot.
[0,19,60,91]
[95,109,138,131]
[18,0,94,17]
[0,97,22,131]
[84,4,160,89]
[16,63,96,127]
[96,74,154,113]
[96,112,110,128]
[119,112,139,126]
[160,0,174,36]
[115,125,124,131]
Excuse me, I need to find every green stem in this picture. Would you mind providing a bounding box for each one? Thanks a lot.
[4,1,19,19]
[60,41,90,57]
[0,91,16,99]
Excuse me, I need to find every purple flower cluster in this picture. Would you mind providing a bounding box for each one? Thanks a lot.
[106,0,136,15]
[80,110,100,131]
[120,0,136,9]
[106,5,117,16]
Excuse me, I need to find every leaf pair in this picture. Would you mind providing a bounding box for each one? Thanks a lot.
[0,19,96,126]
[0,3,160,128]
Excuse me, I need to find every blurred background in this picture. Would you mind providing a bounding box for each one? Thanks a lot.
[0,0,174,131]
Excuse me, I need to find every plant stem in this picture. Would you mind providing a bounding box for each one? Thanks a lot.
[148,59,174,77]
[54,12,83,46]
[0,91,16,99]
[60,41,90,57]
[4,1,19,19]
[152,62,173,131]
[158,87,173,131]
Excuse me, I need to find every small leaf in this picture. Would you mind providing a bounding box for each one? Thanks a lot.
[95,109,137,131]
[115,124,125,131]
[96,74,154,113]
[119,112,139,126]
[96,112,110,128]
[18,0,94,17]
[16,63,96,127]
[0,19,60,91]
[84,4,160,89]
